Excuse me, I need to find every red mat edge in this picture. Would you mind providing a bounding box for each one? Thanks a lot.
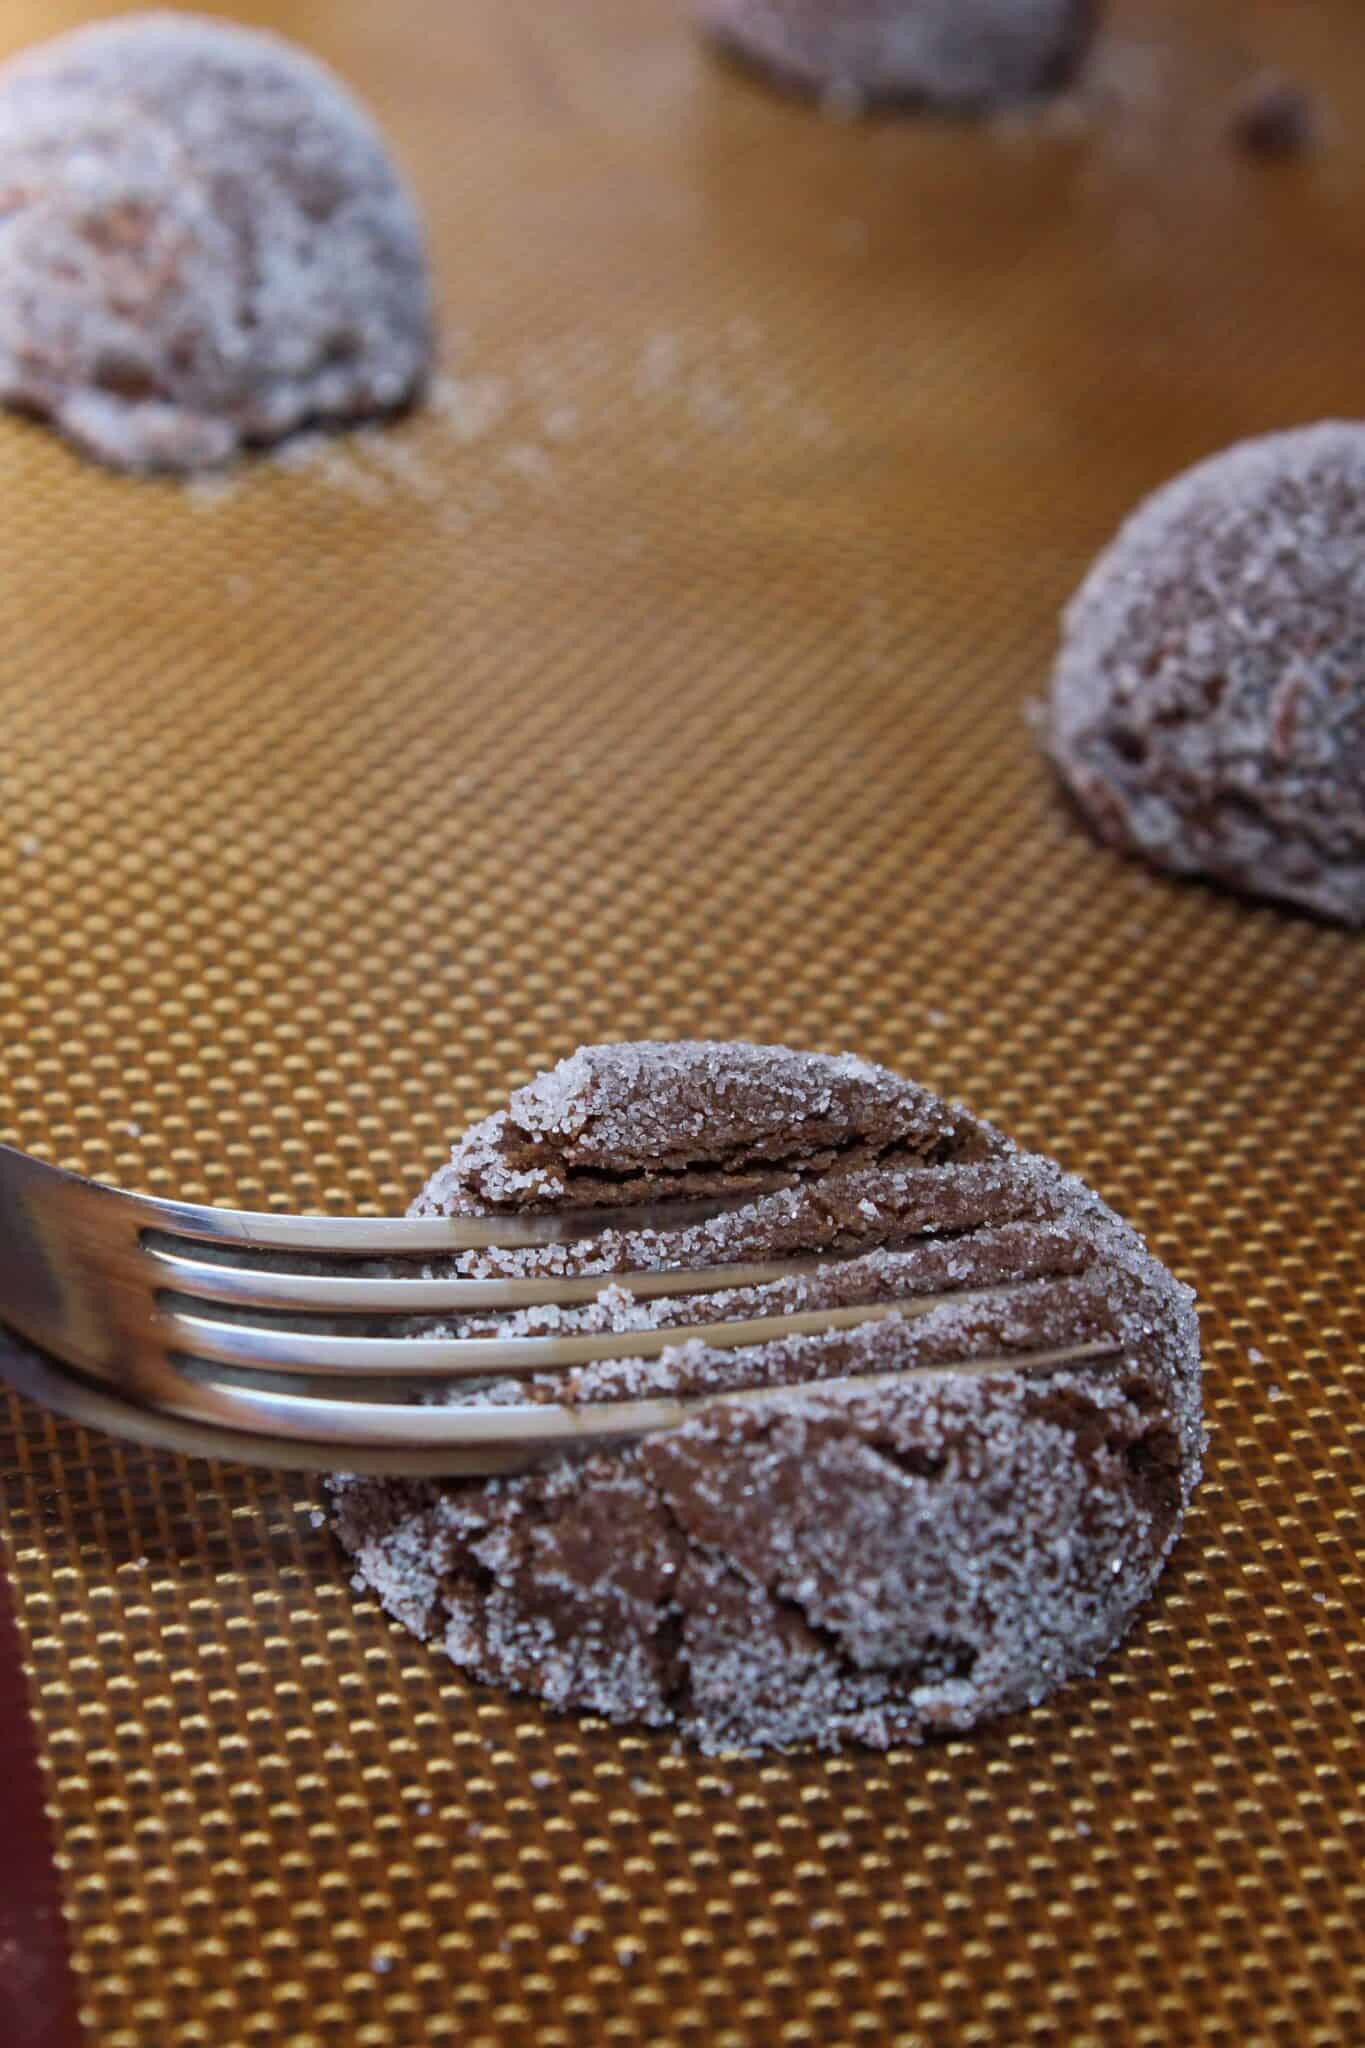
[0,1539,83,2048]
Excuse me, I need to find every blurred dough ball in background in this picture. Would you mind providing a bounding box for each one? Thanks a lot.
[1046,423,1365,927]
[0,9,433,473]
[695,0,1102,112]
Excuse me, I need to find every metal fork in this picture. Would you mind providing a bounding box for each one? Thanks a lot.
[0,1141,1116,1474]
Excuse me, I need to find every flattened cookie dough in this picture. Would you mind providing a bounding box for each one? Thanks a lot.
[1047,423,1365,926]
[334,1043,1201,1753]
[696,0,1101,113]
[0,11,432,472]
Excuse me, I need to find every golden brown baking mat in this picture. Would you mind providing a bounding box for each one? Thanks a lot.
[0,0,1362,2044]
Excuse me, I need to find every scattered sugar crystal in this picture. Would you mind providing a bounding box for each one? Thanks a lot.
[688,377,741,433]
[376,444,444,502]
[331,453,389,504]
[187,475,235,508]
[542,405,579,440]
[433,373,509,444]
[503,441,553,481]
[638,334,680,396]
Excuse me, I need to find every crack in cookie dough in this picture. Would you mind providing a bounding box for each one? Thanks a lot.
[333,1042,1202,1752]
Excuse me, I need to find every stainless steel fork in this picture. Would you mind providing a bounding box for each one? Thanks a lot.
[0,1141,1114,1473]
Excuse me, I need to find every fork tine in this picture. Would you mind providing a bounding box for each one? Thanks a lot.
[165,1288,1018,1376]
[0,1144,1140,1477]
[138,1190,760,1256]
[2,1316,1122,1476]
[0,1337,537,1478]
[162,1340,1123,1445]
[146,1248,830,1313]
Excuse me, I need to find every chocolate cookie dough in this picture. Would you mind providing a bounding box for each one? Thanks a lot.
[696,0,1100,112]
[333,1042,1201,1753]
[1228,75,1321,161]
[1047,424,1365,925]
[0,12,432,472]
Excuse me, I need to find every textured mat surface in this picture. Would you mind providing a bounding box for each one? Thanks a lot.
[0,1,1362,2043]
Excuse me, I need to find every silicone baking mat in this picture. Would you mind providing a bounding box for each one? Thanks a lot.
[1,0,1362,2042]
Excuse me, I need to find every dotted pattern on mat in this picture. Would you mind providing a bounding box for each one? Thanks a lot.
[0,1,1362,2043]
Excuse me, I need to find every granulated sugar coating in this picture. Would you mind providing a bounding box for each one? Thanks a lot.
[696,0,1100,112]
[0,12,432,472]
[333,1043,1202,1754]
[1047,423,1365,926]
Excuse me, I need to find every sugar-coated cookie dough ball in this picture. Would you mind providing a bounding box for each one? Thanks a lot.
[1048,424,1365,925]
[334,1041,1201,1753]
[697,0,1100,112]
[0,11,432,471]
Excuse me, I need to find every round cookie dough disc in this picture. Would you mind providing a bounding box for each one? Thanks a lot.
[696,0,1100,112]
[333,1041,1202,1753]
[1047,423,1365,926]
[0,11,433,471]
